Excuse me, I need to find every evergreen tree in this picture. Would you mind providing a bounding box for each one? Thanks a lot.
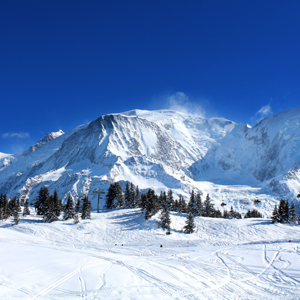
[173,199,179,212]
[113,182,124,208]
[271,204,280,223]
[43,195,58,223]
[81,195,92,219]
[178,195,187,213]
[183,212,196,233]
[196,192,204,216]
[278,199,289,223]
[23,199,30,217]
[35,186,50,215]
[203,194,215,217]
[11,198,20,225]
[134,185,140,208]
[140,193,147,212]
[223,209,229,219]
[1,194,9,219]
[105,183,115,209]
[124,182,135,208]
[0,193,4,220]
[229,206,235,219]
[214,209,223,218]
[130,183,136,208]
[244,209,263,218]
[63,195,75,220]
[188,190,198,216]
[16,198,21,212]
[144,194,152,220]
[289,202,297,224]
[53,190,62,217]
[73,213,80,224]
[166,189,174,211]
[7,198,15,218]
[159,205,171,234]
[75,198,81,214]
[147,189,159,215]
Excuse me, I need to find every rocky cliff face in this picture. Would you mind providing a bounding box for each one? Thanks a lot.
[1,108,300,211]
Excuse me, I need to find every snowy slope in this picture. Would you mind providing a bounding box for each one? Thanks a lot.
[0,108,300,213]
[1,209,300,299]
[192,107,300,198]
[0,152,15,170]
[23,129,65,155]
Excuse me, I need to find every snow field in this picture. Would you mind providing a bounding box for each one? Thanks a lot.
[1,209,300,299]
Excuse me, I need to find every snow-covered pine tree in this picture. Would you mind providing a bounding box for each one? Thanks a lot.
[278,199,289,223]
[178,195,187,213]
[0,193,4,220]
[159,205,171,234]
[43,195,58,223]
[105,183,116,209]
[53,190,61,217]
[196,192,204,216]
[23,199,30,217]
[9,197,20,225]
[16,198,21,212]
[166,189,174,211]
[73,213,80,224]
[124,182,135,208]
[271,204,279,223]
[134,185,140,208]
[130,183,136,208]
[183,212,196,233]
[229,206,235,219]
[139,193,147,212]
[81,195,92,219]
[75,197,81,213]
[63,195,75,220]
[1,193,8,220]
[144,194,151,220]
[173,199,179,212]
[222,209,229,219]
[203,194,215,217]
[289,202,297,224]
[35,186,50,215]
[244,209,262,218]
[7,198,15,218]
[147,189,159,215]
[114,182,124,208]
[187,190,198,216]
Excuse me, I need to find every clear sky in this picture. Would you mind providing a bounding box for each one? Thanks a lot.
[1,0,300,154]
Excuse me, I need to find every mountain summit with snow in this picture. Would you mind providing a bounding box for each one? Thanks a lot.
[1,108,300,214]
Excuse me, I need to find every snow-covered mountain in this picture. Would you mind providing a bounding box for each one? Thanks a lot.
[23,129,65,155]
[1,108,300,213]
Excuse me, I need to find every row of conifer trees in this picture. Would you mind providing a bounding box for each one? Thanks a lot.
[104,182,249,234]
[34,187,92,223]
[0,187,92,225]
[271,199,300,224]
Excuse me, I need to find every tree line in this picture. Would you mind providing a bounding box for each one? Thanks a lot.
[2,182,299,232]
[104,182,263,234]
[0,186,92,225]
[271,199,300,224]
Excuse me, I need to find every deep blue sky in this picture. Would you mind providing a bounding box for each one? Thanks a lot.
[1,0,300,154]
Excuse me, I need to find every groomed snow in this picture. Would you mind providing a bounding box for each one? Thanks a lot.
[1,209,300,299]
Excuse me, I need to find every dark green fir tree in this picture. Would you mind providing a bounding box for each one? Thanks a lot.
[183,212,196,234]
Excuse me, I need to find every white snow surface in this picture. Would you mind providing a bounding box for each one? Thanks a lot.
[1,209,300,299]
[1,108,300,213]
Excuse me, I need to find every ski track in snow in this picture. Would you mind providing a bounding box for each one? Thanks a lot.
[1,209,300,300]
